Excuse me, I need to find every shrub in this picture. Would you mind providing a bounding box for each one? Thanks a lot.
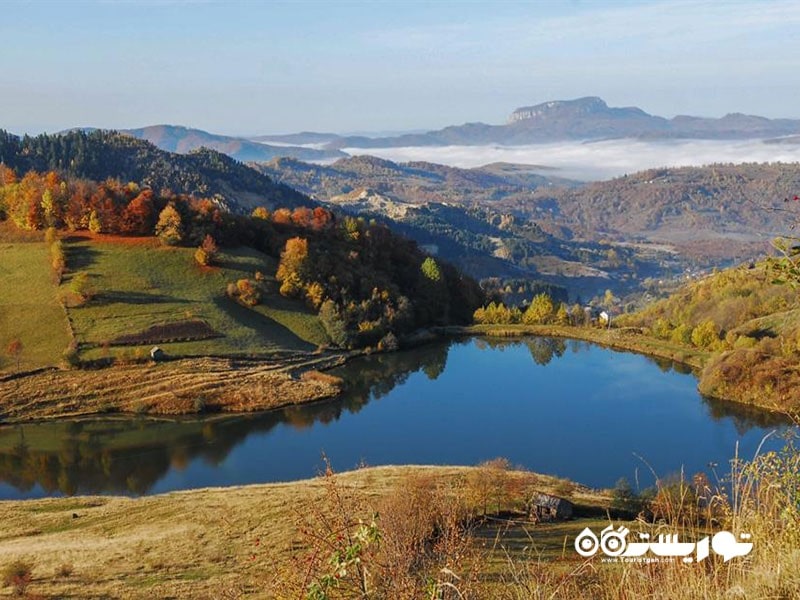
[70,271,95,303]
[691,319,719,349]
[319,299,350,348]
[226,279,261,307]
[194,234,219,266]
[670,323,693,345]
[2,559,33,596]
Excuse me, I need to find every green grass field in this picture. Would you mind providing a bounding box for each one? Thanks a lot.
[0,223,72,373]
[62,235,327,361]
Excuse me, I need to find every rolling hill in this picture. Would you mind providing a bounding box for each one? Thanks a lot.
[124,124,345,162]
[0,129,311,211]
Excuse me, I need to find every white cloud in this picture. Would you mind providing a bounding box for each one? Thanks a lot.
[342,139,800,181]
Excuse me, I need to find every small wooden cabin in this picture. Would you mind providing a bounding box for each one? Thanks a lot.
[528,493,574,522]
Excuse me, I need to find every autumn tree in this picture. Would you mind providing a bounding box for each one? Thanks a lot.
[522,293,554,324]
[227,278,261,306]
[291,206,313,228]
[88,209,103,233]
[251,206,270,220]
[121,190,155,235]
[155,202,183,245]
[311,207,333,231]
[194,234,219,266]
[276,237,310,297]
[272,207,292,225]
[555,302,570,325]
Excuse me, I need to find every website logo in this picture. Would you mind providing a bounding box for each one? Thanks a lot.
[574,525,753,563]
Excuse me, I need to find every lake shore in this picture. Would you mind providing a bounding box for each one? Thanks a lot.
[1,324,791,424]
[443,324,797,416]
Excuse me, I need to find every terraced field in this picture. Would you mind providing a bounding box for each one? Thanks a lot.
[0,353,347,422]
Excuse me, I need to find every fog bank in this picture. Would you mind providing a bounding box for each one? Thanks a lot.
[343,138,800,181]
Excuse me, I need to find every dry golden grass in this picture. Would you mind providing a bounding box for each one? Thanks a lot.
[0,465,601,599]
[1,449,797,599]
[0,354,348,423]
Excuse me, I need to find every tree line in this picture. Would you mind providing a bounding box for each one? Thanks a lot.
[0,166,483,349]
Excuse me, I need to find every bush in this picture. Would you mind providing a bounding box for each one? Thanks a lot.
[2,559,33,596]
[319,299,350,348]
[56,562,73,578]
[70,271,95,303]
[691,319,719,349]
[670,323,693,345]
[226,279,261,307]
[194,234,218,266]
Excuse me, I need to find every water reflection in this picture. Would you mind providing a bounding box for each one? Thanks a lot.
[0,337,790,498]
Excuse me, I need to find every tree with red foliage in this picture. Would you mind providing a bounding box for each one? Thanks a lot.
[291,206,313,228]
[121,190,155,235]
[194,234,219,266]
[272,208,292,225]
[311,207,333,231]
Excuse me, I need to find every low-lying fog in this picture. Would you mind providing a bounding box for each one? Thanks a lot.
[343,138,800,181]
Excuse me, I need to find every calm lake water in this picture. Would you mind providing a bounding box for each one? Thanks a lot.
[0,337,791,500]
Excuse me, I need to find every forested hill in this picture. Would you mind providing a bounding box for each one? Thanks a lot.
[0,129,310,211]
[525,163,800,243]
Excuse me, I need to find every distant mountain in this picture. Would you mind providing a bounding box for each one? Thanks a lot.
[123,125,345,162]
[114,125,346,162]
[256,155,577,206]
[251,131,342,146]
[311,97,800,149]
[0,129,311,211]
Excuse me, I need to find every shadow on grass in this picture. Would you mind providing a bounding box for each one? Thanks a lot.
[213,296,313,352]
[216,257,257,273]
[64,240,101,271]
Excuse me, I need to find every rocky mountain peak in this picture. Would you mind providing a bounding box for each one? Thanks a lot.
[509,97,611,123]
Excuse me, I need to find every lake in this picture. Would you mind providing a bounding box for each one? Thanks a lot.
[0,337,791,500]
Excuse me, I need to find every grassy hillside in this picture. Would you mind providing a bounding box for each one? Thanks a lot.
[0,223,71,372]
[617,261,800,412]
[0,465,609,599]
[0,454,797,599]
[61,234,327,362]
[528,163,800,245]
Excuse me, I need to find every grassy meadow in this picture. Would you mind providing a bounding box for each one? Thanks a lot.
[0,465,610,599]
[59,233,327,362]
[0,223,71,373]
[0,450,797,599]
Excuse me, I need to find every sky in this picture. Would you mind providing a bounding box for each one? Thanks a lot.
[2,0,800,136]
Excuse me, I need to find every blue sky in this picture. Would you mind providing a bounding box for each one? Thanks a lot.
[2,0,799,136]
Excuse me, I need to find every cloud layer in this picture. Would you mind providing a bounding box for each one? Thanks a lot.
[343,138,800,181]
